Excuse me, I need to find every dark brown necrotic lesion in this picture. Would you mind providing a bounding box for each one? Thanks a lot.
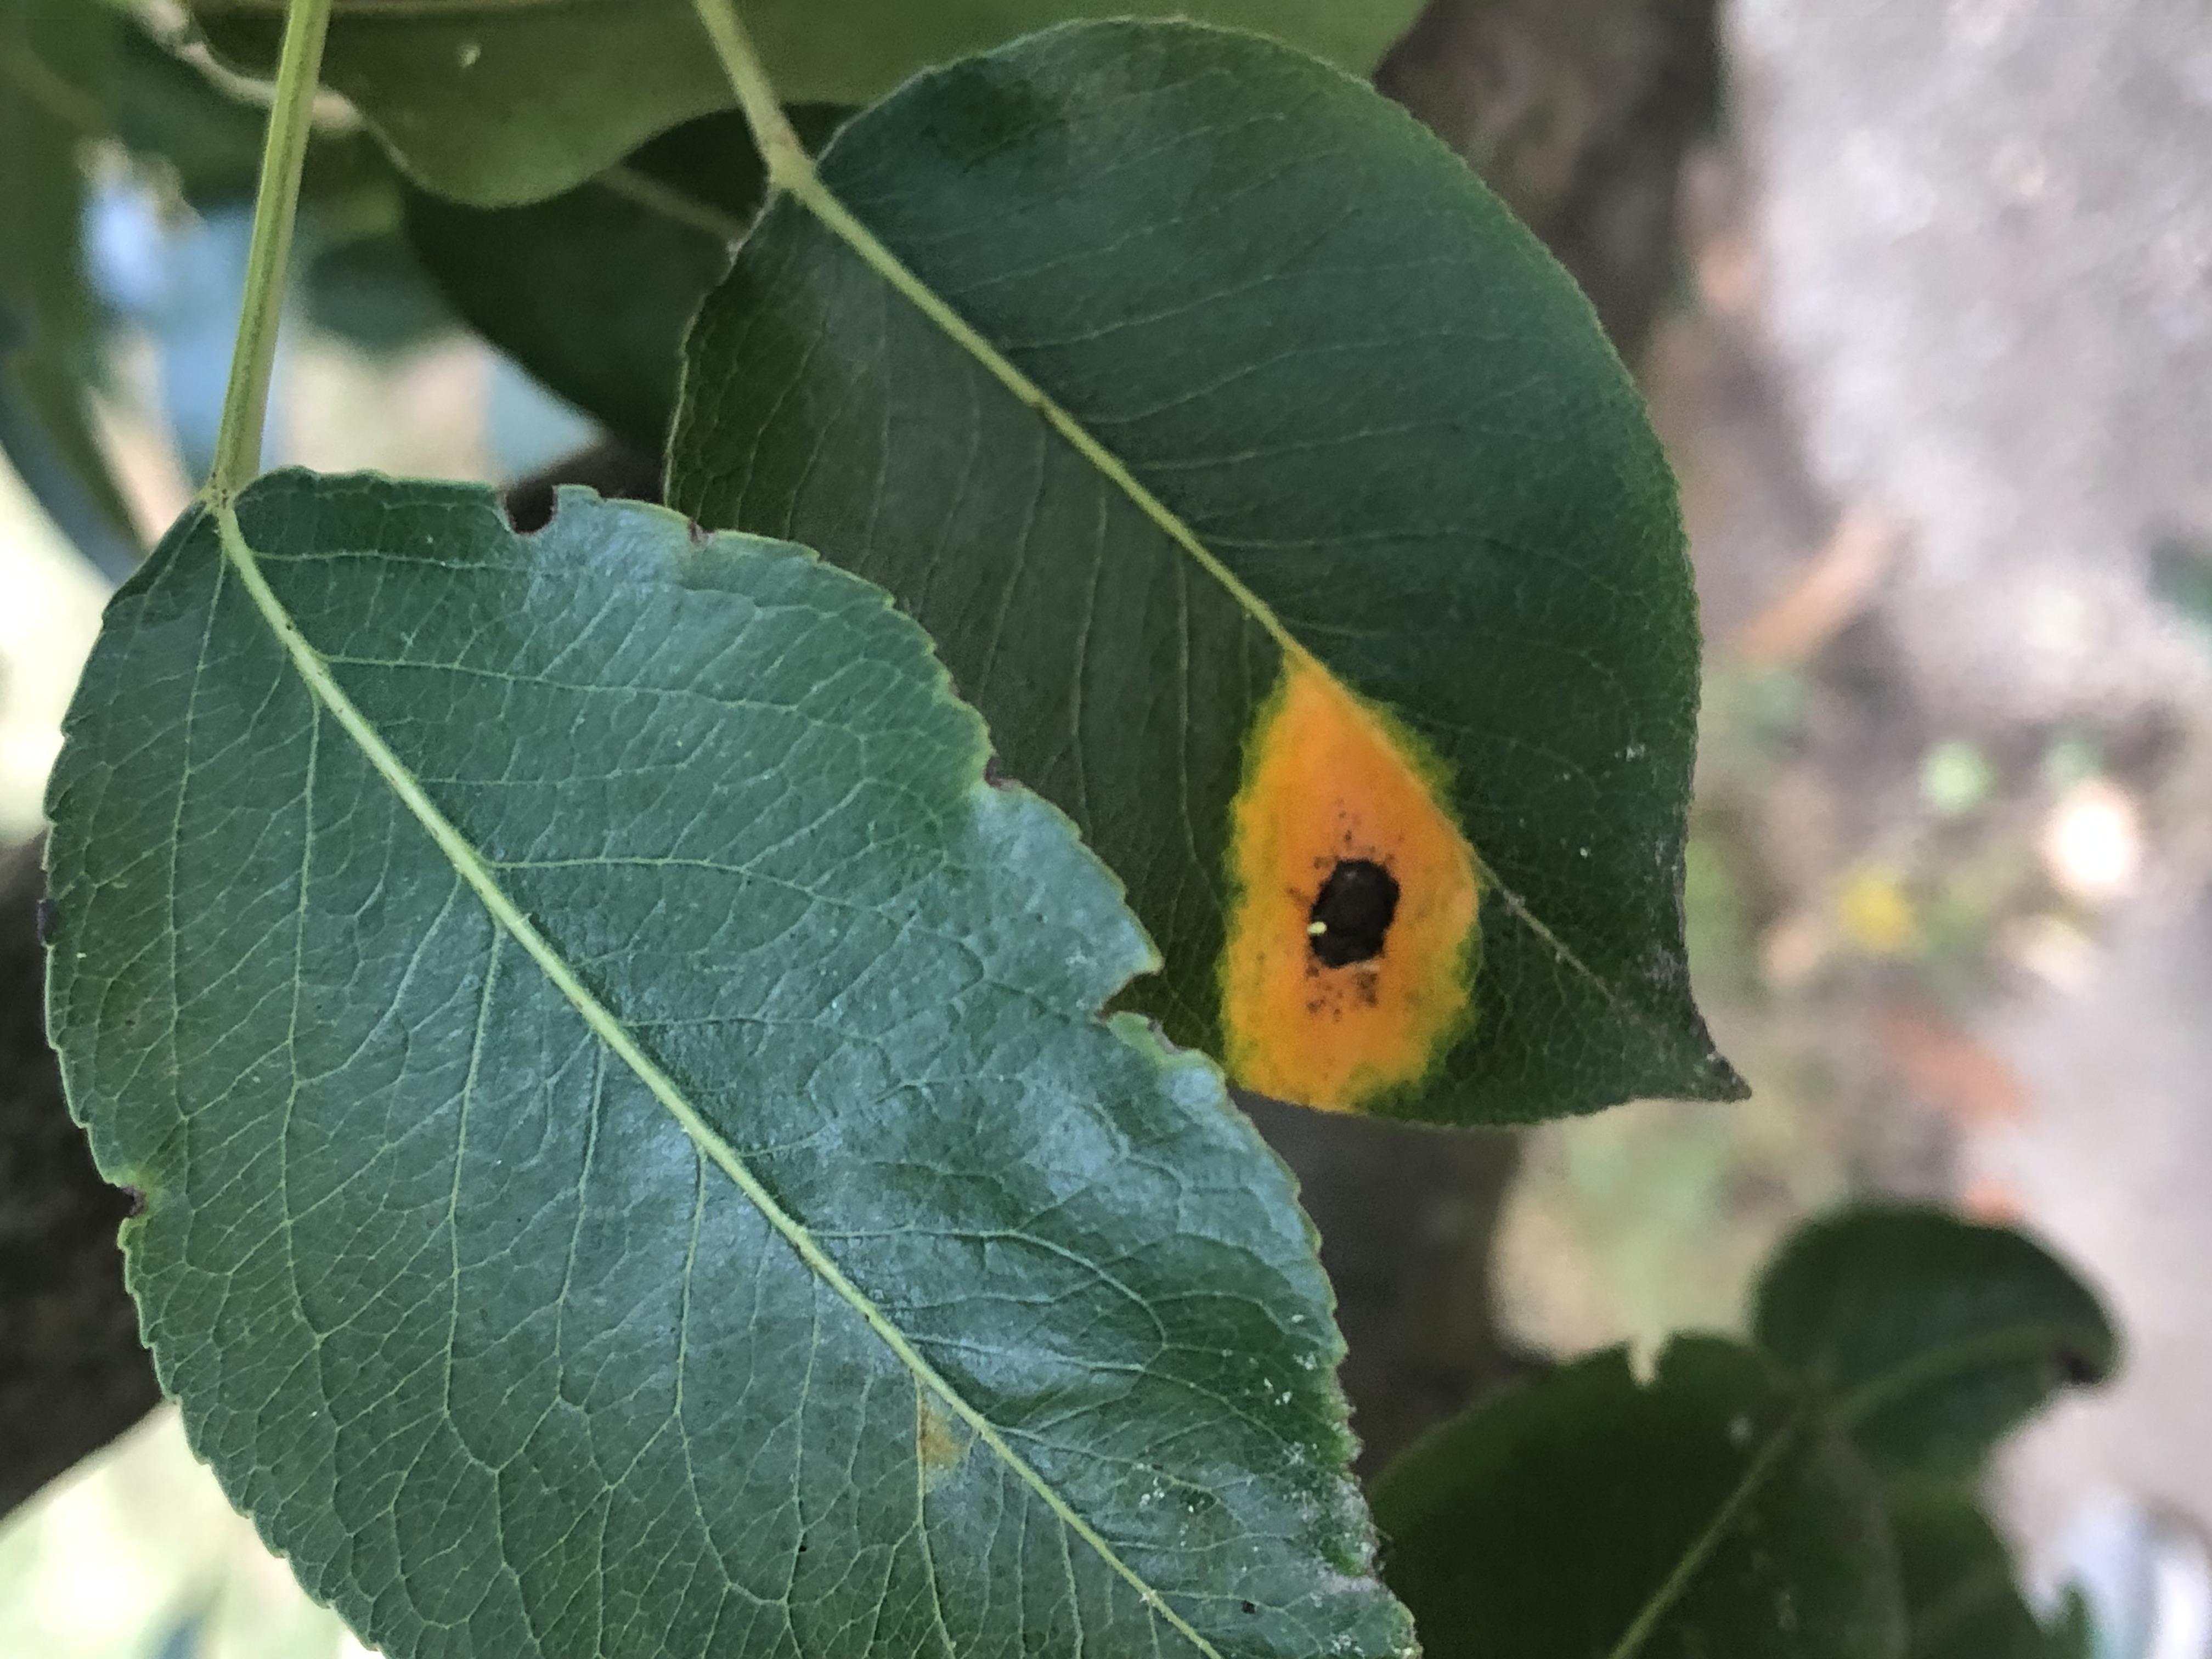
[1307,858,1400,968]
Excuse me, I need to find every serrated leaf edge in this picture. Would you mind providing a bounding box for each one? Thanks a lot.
[205,492,1235,1659]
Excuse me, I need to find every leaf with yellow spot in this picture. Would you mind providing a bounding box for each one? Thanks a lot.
[1223,665,1480,1112]
[669,22,1743,1124]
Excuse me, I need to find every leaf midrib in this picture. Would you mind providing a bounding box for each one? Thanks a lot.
[765,108,1719,1075]
[1604,1404,1809,1659]
[207,495,1224,1659]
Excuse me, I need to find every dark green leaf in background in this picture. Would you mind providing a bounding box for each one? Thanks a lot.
[1371,1338,1907,1658]
[404,107,846,449]
[108,19,399,225]
[186,0,1426,206]
[47,474,1413,1659]
[0,0,139,578]
[1752,1205,2118,1482]
[298,229,456,360]
[1887,1486,2093,1659]
[669,22,1739,1126]
[2149,529,2212,638]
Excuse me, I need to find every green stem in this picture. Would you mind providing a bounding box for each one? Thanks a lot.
[689,0,811,193]
[206,0,333,502]
[687,0,1308,663]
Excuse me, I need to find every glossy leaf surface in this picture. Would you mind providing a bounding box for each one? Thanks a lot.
[404,108,845,449]
[670,22,1737,1125]
[1370,1339,1906,1658]
[1753,1205,2117,1481]
[187,0,1424,205]
[46,475,1412,1659]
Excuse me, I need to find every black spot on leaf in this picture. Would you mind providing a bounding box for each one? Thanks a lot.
[1308,859,1399,968]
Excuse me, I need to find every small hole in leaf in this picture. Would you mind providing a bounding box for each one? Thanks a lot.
[1307,858,1399,968]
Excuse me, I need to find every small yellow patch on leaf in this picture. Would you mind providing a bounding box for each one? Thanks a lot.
[1220,664,1481,1111]
[916,1391,970,1489]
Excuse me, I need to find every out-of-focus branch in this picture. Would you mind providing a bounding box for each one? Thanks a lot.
[1379,0,1720,366]
[0,839,157,1519]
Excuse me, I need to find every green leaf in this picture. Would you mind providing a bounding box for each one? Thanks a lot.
[0,0,140,575]
[46,473,1414,1659]
[668,21,1739,1126]
[1887,1486,2093,1659]
[1752,1205,2118,1481]
[185,0,1425,206]
[108,18,399,222]
[403,108,847,449]
[1370,1338,1907,1658]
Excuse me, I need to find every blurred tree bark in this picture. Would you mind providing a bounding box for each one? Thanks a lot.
[0,839,157,1518]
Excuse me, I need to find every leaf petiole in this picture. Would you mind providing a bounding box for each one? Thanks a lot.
[206,0,332,502]
[688,0,811,194]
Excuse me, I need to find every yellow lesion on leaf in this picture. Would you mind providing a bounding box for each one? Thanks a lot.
[1220,663,1481,1113]
[916,1389,971,1490]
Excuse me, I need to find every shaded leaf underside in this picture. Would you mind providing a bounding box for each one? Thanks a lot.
[189,0,1425,206]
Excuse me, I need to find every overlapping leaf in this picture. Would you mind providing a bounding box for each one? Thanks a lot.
[1887,1486,2092,1659]
[1370,1339,1906,1657]
[1753,1205,2117,1480]
[403,108,847,448]
[186,0,1425,205]
[46,474,1412,1659]
[669,21,1739,1125]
